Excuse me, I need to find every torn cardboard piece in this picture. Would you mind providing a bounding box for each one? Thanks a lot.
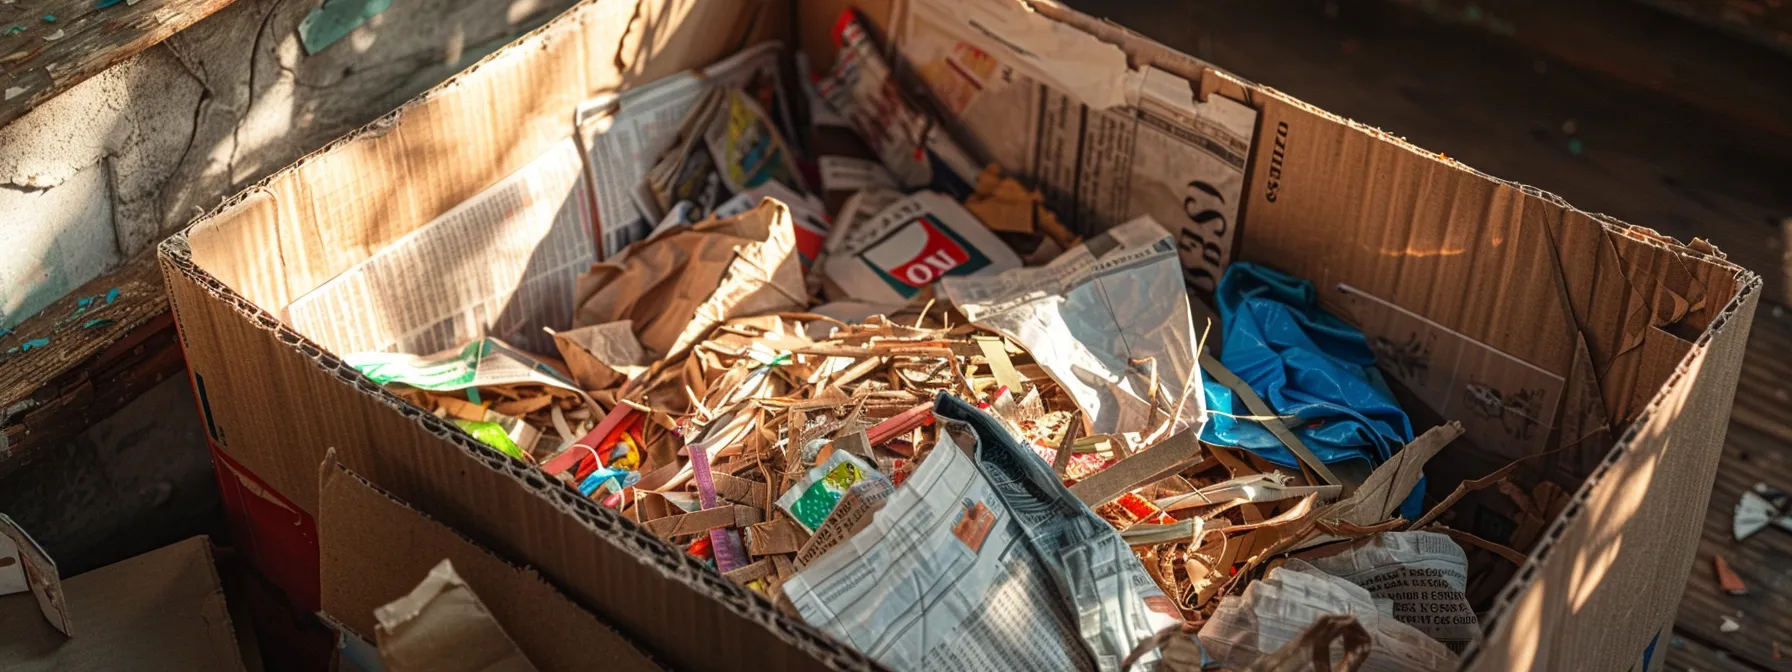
[1327,422,1464,527]
[375,559,540,672]
[549,321,649,391]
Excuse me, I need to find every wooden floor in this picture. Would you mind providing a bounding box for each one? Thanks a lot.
[1677,311,1792,671]
[1076,1,1792,669]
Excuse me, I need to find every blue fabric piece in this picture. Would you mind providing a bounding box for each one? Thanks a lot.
[1202,263,1424,518]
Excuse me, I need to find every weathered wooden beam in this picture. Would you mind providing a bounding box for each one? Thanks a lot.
[0,249,176,479]
[0,0,236,127]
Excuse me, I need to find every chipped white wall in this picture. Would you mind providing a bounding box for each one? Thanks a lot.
[0,0,574,328]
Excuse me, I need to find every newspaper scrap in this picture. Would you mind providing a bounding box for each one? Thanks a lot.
[1302,532,1480,653]
[285,138,592,356]
[344,338,580,461]
[783,397,1180,671]
[641,84,805,224]
[898,0,1258,290]
[577,42,792,257]
[820,10,982,197]
[573,200,806,358]
[374,559,540,672]
[822,191,1023,305]
[346,338,582,395]
[1199,560,1459,672]
[942,215,1205,439]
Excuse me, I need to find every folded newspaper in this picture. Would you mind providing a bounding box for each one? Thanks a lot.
[899,0,1257,289]
[577,42,793,258]
[820,10,982,198]
[284,138,592,357]
[783,394,1181,672]
[1199,560,1459,672]
[941,216,1205,440]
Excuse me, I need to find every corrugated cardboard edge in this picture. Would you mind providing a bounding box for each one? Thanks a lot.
[1463,276,1760,670]
[319,460,661,672]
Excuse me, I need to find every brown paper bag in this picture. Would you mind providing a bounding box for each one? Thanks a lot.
[574,200,807,359]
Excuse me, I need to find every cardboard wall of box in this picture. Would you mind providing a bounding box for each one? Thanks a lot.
[155,0,1761,669]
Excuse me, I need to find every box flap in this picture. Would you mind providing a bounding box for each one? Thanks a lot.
[0,536,244,671]
[319,460,658,672]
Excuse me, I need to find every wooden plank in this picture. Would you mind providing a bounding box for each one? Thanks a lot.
[1672,310,1792,672]
[1666,625,1768,672]
[0,0,236,127]
[1379,0,1792,141]
[0,249,172,478]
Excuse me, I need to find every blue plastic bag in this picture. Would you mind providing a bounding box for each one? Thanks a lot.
[1201,263,1423,518]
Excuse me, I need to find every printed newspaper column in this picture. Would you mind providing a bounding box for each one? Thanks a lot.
[941,216,1206,440]
[897,0,1258,291]
[576,42,791,258]
[1301,532,1481,653]
[783,397,1181,672]
[283,139,593,357]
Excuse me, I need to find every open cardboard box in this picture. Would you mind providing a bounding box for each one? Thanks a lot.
[157,0,1761,669]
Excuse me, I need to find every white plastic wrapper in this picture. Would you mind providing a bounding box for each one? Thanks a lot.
[1199,560,1459,672]
[1303,532,1480,653]
[940,216,1205,438]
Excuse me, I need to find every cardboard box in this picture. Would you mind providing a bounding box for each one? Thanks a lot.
[157,0,1761,669]
[0,535,248,670]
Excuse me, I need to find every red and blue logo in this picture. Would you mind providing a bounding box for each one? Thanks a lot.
[858,214,990,297]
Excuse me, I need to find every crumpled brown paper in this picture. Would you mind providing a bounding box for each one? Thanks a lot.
[574,200,808,359]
